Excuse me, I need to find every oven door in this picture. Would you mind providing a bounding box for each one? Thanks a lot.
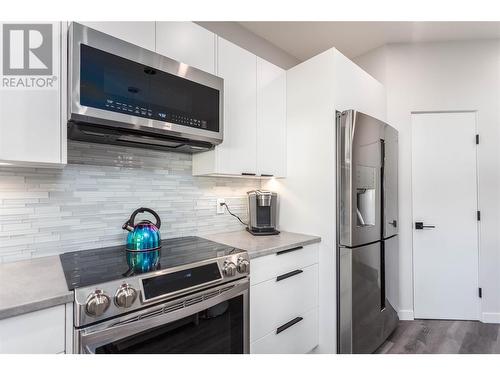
[76,278,249,354]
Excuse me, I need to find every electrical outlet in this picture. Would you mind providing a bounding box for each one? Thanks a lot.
[216,198,225,214]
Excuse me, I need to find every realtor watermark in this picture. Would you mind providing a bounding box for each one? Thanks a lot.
[1,23,57,88]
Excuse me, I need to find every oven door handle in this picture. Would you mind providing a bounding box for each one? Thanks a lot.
[79,279,249,353]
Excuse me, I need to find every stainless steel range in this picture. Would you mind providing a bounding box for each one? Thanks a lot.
[60,237,249,354]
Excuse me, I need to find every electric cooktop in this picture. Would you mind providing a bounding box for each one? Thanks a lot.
[59,236,243,290]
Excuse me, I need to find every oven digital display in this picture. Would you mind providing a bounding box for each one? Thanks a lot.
[142,263,222,301]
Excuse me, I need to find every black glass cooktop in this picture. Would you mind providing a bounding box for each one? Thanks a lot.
[59,236,241,290]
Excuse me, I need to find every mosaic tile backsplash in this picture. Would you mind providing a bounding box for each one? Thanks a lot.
[0,141,260,263]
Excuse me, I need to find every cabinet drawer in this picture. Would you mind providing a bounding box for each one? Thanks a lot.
[250,243,319,285]
[0,305,65,354]
[250,308,319,354]
[251,263,318,341]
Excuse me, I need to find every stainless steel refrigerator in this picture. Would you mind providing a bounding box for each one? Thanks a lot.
[337,110,399,354]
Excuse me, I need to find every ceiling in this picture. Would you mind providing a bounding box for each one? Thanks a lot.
[238,22,500,61]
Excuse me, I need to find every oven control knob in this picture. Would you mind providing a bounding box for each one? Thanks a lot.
[85,290,110,317]
[237,257,250,274]
[223,261,237,277]
[114,284,137,308]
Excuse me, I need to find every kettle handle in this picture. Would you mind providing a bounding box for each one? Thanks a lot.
[122,207,161,231]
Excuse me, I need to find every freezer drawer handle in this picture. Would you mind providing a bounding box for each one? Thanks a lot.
[415,221,435,230]
[276,269,303,282]
[276,316,303,334]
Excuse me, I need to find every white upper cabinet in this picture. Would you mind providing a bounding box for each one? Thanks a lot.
[215,37,258,176]
[193,36,286,178]
[155,22,216,74]
[0,22,66,167]
[79,22,156,51]
[257,58,286,178]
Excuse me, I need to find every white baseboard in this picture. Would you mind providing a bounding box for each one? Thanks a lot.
[398,309,414,320]
[482,312,500,323]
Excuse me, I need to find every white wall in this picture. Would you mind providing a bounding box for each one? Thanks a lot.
[355,40,500,322]
[195,22,300,69]
[265,48,386,353]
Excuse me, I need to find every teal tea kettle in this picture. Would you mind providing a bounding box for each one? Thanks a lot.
[122,207,162,273]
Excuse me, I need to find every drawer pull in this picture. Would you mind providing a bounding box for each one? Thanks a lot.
[276,316,304,335]
[241,172,256,176]
[276,269,303,282]
[276,246,303,256]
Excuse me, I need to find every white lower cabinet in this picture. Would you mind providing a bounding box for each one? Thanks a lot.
[0,305,66,354]
[251,308,319,354]
[250,243,319,353]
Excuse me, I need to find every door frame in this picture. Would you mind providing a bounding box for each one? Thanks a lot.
[410,110,481,321]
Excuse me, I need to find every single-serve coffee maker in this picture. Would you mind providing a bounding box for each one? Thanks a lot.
[247,190,279,236]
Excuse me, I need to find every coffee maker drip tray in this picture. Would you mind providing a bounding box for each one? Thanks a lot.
[246,227,281,236]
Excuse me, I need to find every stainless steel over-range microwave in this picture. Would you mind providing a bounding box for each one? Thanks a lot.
[67,22,224,153]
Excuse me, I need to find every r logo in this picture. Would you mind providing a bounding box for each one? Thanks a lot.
[2,24,52,76]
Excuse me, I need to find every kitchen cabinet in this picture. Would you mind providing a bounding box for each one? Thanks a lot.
[0,22,67,167]
[0,305,66,354]
[155,22,216,74]
[257,58,286,177]
[193,37,287,178]
[193,37,257,176]
[249,244,319,353]
[79,22,156,51]
[251,308,319,354]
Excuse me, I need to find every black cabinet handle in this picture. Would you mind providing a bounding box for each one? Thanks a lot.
[241,172,256,176]
[260,174,274,177]
[276,269,303,282]
[276,317,304,334]
[276,246,303,256]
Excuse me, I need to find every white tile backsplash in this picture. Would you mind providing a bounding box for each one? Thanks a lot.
[0,141,260,262]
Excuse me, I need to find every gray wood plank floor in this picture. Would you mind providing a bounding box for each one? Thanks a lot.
[376,319,500,354]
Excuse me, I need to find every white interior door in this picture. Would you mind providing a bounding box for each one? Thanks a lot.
[412,111,479,320]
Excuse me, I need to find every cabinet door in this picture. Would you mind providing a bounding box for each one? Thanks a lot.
[155,22,216,74]
[0,305,65,354]
[79,21,155,51]
[0,22,65,165]
[216,37,257,175]
[257,58,286,177]
[251,308,319,354]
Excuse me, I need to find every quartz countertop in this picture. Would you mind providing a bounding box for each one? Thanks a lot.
[0,256,73,320]
[201,230,321,259]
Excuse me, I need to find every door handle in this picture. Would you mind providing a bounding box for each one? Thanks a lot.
[415,221,436,230]
[389,220,397,228]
